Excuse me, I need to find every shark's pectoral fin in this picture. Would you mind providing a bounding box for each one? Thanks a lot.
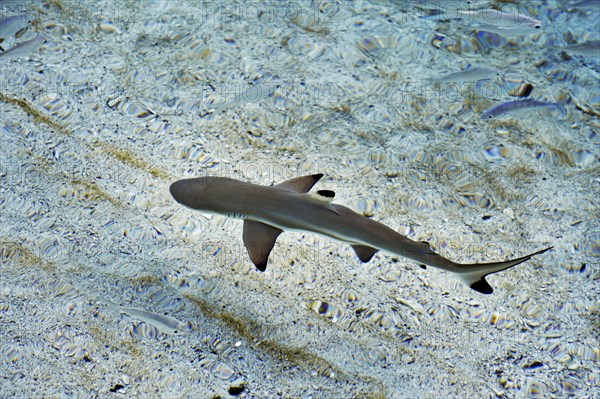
[351,245,379,262]
[419,264,427,269]
[242,221,283,272]
[276,174,323,193]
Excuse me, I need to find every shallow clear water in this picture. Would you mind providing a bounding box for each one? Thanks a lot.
[1,1,598,398]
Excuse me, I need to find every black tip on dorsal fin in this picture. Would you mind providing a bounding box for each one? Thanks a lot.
[470,278,493,294]
[317,189,335,198]
[418,241,435,255]
[276,174,323,193]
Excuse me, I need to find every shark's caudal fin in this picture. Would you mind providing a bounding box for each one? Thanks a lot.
[455,247,553,294]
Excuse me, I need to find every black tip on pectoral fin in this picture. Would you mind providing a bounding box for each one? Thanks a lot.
[419,264,427,270]
[242,220,283,272]
[470,278,493,295]
[255,261,268,272]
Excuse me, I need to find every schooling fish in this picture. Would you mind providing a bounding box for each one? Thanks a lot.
[482,99,567,119]
[207,81,281,113]
[562,40,600,57]
[170,174,552,294]
[0,15,31,39]
[426,66,500,83]
[0,35,46,60]
[98,298,192,335]
[457,9,542,34]
[570,0,600,11]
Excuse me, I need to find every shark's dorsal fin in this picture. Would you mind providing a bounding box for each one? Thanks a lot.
[317,189,335,198]
[242,220,283,272]
[417,242,432,268]
[351,245,379,262]
[276,174,323,193]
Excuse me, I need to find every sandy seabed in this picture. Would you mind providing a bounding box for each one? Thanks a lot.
[1,1,598,398]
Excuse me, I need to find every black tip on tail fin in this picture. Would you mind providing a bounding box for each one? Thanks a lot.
[461,246,553,295]
[470,278,493,294]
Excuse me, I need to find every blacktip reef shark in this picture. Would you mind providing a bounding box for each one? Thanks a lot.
[170,174,552,294]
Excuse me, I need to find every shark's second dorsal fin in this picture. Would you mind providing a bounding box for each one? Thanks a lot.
[317,189,335,198]
[419,241,432,251]
[242,220,283,272]
[307,191,340,215]
[276,174,323,193]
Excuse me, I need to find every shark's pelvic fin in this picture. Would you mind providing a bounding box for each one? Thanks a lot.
[352,244,379,262]
[242,220,283,271]
[276,174,323,193]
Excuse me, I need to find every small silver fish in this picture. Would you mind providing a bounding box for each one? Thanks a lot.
[208,81,281,112]
[0,35,46,60]
[426,66,500,83]
[570,0,600,11]
[562,40,600,57]
[482,99,567,119]
[457,9,542,33]
[98,298,192,335]
[0,15,31,39]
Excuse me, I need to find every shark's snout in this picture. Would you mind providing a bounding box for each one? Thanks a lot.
[170,177,212,210]
[169,180,187,205]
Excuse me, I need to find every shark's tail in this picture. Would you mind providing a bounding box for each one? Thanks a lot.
[451,247,553,294]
